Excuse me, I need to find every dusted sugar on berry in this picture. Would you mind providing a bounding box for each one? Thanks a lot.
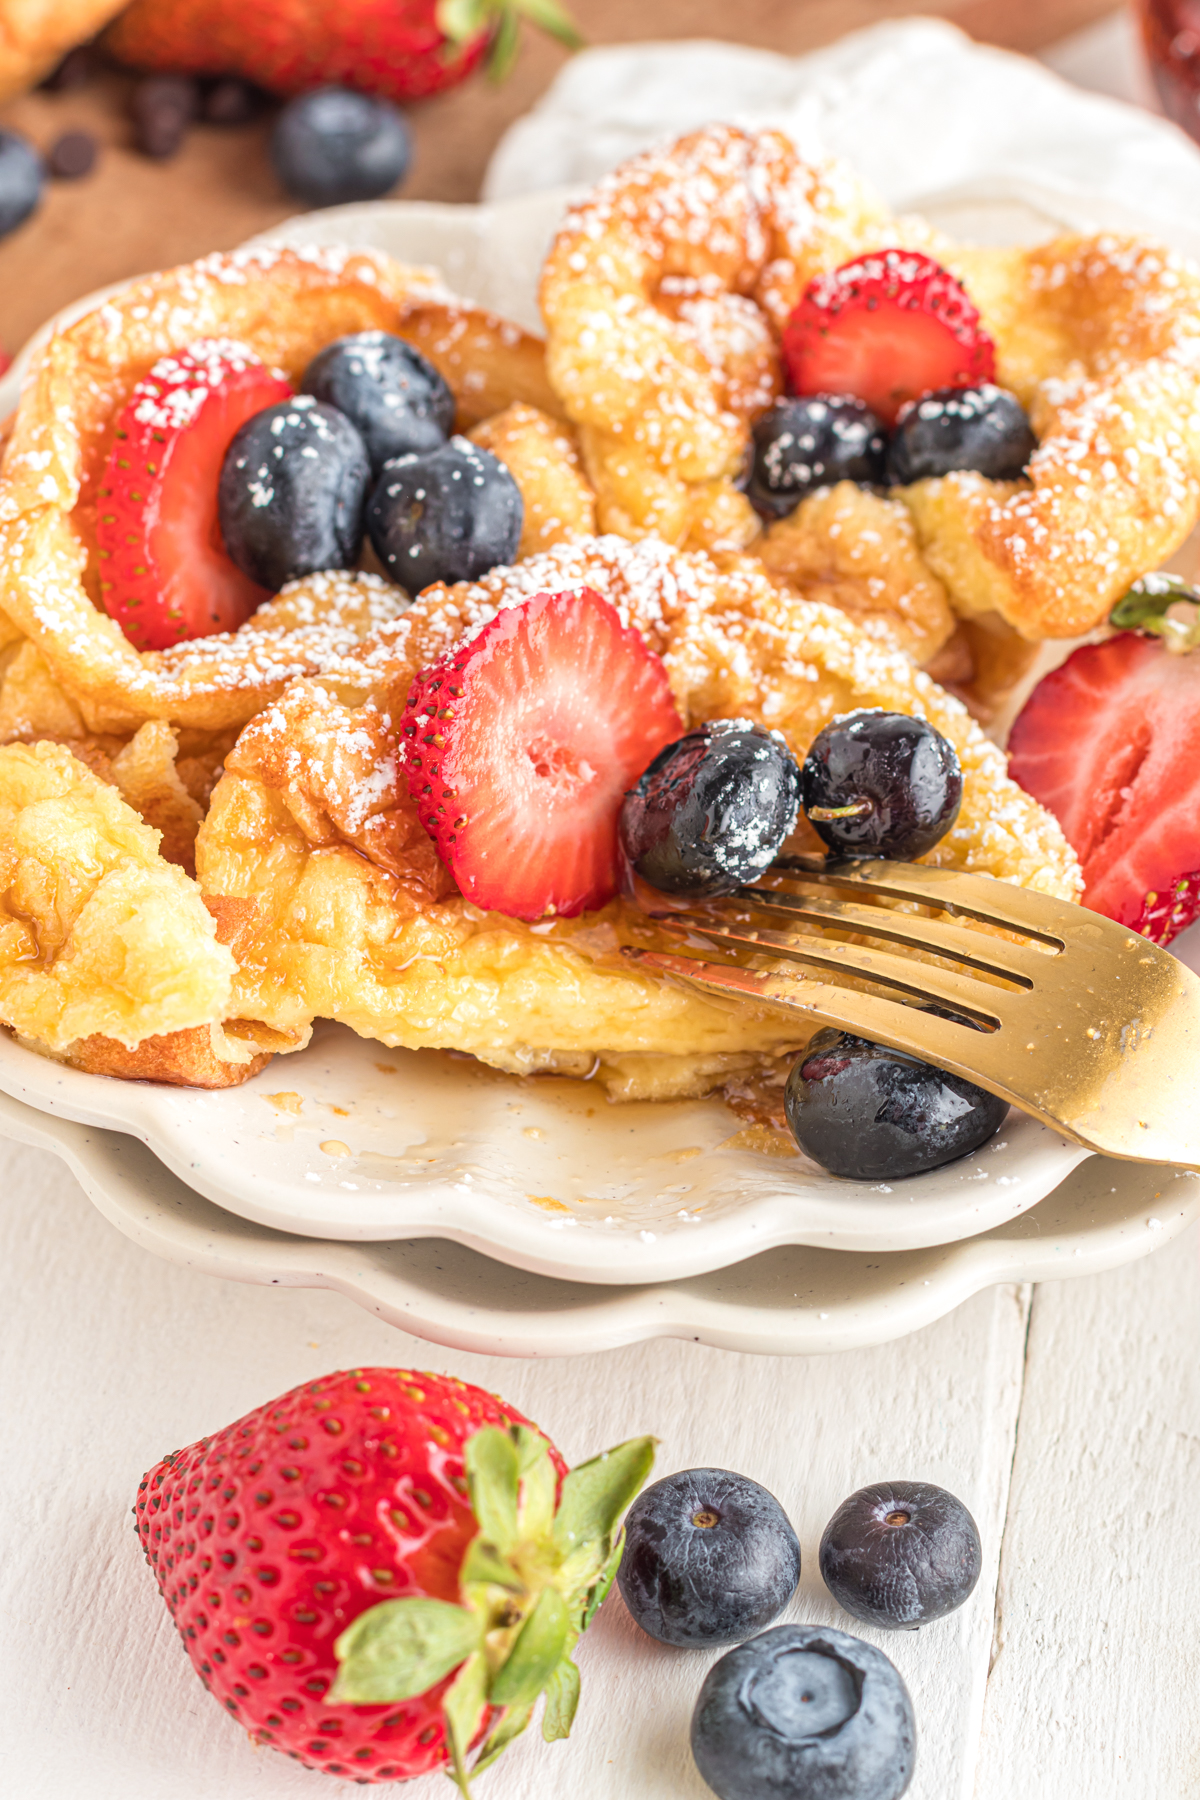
[368,437,523,593]
[885,383,1036,485]
[96,338,293,650]
[617,1467,801,1649]
[785,1027,1008,1180]
[819,1481,982,1630]
[303,332,455,473]
[271,86,412,204]
[133,1366,654,1786]
[691,1624,916,1800]
[800,711,962,862]
[784,249,995,427]
[620,721,801,899]
[218,394,371,593]
[748,395,886,520]
[403,585,682,920]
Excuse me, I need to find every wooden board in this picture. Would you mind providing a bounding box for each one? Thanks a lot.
[2,1135,1197,1799]
[0,0,1121,353]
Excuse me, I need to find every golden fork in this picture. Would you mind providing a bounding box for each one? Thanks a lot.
[626,856,1200,1169]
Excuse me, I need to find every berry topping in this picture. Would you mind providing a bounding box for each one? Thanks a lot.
[691,1624,917,1800]
[885,382,1037,485]
[135,1367,653,1786]
[403,586,682,920]
[747,394,886,520]
[783,249,996,427]
[620,720,801,899]
[0,128,44,238]
[800,711,962,862]
[617,1468,801,1649]
[1007,625,1200,945]
[270,85,412,204]
[784,1027,1007,1180]
[96,338,293,651]
[368,436,524,594]
[819,1481,982,1631]
[218,394,370,593]
[302,330,455,473]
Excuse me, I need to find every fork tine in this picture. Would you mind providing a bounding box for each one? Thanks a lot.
[727,886,1045,986]
[651,915,1007,1026]
[773,856,1072,947]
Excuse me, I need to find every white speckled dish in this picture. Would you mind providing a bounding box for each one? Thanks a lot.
[2,1085,1193,1357]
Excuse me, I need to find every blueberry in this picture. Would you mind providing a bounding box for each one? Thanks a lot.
[302,333,455,474]
[748,395,886,520]
[218,396,370,592]
[0,131,44,239]
[885,383,1036,485]
[819,1482,982,1630]
[691,1624,916,1800]
[617,1468,801,1649]
[271,86,411,206]
[620,721,801,899]
[366,437,522,593]
[800,710,961,862]
[784,1027,1007,1180]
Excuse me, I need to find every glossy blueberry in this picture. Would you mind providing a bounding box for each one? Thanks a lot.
[618,1468,801,1649]
[218,396,370,592]
[0,130,44,239]
[366,436,522,593]
[270,86,411,205]
[620,721,801,899]
[302,332,455,474]
[691,1624,916,1800]
[820,1482,981,1631]
[784,1027,1007,1180]
[885,383,1036,485]
[748,395,887,519]
[800,710,961,862]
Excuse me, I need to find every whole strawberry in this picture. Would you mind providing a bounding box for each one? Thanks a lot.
[135,1368,652,1787]
[108,0,582,105]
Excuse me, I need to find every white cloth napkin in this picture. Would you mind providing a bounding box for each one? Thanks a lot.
[484,16,1200,244]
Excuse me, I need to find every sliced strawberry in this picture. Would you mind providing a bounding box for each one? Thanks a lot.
[782,249,995,427]
[1008,632,1200,945]
[96,338,293,651]
[402,586,682,919]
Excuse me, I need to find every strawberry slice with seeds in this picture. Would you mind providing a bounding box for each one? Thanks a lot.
[403,586,683,919]
[1008,631,1200,945]
[96,338,293,651]
[783,249,995,427]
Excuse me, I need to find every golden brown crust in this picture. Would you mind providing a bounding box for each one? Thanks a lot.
[0,0,125,100]
[469,403,596,555]
[63,1027,273,1088]
[0,247,553,733]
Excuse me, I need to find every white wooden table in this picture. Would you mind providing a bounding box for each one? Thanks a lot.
[4,16,1199,1799]
[3,1129,1197,1800]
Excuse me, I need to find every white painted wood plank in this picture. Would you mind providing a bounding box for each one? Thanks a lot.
[975,1222,1200,1800]
[0,1142,1028,1800]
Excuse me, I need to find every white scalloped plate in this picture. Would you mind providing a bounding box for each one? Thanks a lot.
[1,1084,1193,1357]
[0,178,1192,1285]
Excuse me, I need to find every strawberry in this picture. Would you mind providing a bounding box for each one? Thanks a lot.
[107,0,583,105]
[135,1367,653,1788]
[1008,625,1200,945]
[782,249,995,428]
[402,586,683,921]
[96,338,292,652]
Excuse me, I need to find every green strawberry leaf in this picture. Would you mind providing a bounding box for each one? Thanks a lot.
[436,0,490,44]
[514,1436,557,1540]
[331,1597,481,1704]
[486,6,522,81]
[582,1526,625,1631]
[542,1655,581,1741]
[514,0,585,50]
[490,1586,570,1710]
[552,1436,656,1573]
[469,1701,535,1776]
[460,1535,524,1592]
[465,1427,521,1552]
[444,1649,491,1798]
[1110,574,1200,652]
